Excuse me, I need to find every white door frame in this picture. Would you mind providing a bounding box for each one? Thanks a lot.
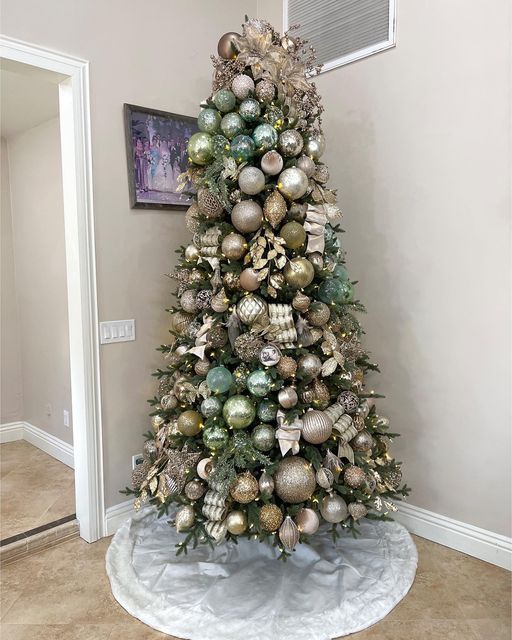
[0,35,105,542]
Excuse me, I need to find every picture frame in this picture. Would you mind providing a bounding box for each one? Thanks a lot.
[124,103,198,210]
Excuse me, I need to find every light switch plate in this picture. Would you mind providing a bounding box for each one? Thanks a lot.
[132,454,144,469]
[100,319,135,344]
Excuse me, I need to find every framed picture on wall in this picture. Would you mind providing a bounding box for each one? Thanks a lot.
[124,104,198,210]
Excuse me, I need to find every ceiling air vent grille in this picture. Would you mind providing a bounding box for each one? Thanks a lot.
[284,0,396,73]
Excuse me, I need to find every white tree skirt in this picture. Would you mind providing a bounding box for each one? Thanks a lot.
[106,507,417,640]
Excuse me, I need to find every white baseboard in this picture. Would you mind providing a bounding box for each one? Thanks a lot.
[0,421,74,469]
[105,499,134,536]
[395,502,511,571]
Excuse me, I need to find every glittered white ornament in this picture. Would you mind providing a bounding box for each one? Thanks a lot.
[231,74,255,99]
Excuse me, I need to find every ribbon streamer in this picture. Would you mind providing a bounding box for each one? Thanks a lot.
[276,410,302,456]
[187,315,214,359]
[304,205,327,255]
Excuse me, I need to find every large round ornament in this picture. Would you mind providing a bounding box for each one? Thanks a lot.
[184,480,206,500]
[246,369,273,397]
[351,430,374,453]
[278,129,304,157]
[255,79,275,104]
[259,471,275,496]
[213,88,236,113]
[251,423,276,451]
[296,155,316,177]
[221,233,247,260]
[304,133,326,160]
[301,410,333,444]
[221,112,244,139]
[206,366,233,394]
[344,465,367,488]
[239,98,261,122]
[306,302,330,326]
[206,325,228,348]
[274,456,316,504]
[217,32,240,59]
[222,395,256,429]
[260,150,283,176]
[259,343,281,367]
[297,354,322,379]
[320,494,348,523]
[230,135,255,163]
[226,510,248,535]
[239,268,260,292]
[230,471,259,503]
[203,425,229,450]
[295,507,320,535]
[187,132,214,165]
[257,400,278,422]
[252,123,278,152]
[259,504,283,532]
[231,74,254,99]
[197,108,221,134]
[238,166,265,195]
[236,294,267,324]
[177,410,203,436]
[283,257,315,289]
[280,221,306,249]
[318,279,354,304]
[175,505,195,532]
[231,200,263,233]
[277,167,309,200]
[200,396,223,418]
[278,386,298,408]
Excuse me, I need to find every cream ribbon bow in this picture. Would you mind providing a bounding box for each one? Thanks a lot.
[276,410,303,456]
[187,315,214,359]
[304,205,328,255]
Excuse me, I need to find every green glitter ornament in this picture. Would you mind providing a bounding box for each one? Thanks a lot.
[257,400,278,422]
[213,134,230,157]
[251,423,276,451]
[318,279,354,304]
[206,366,233,394]
[213,89,236,113]
[221,112,245,139]
[187,132,214,166]
[239,98,261,122]
[231,135,255,163]
[246,369,273,397]
[252,123,278,152]
[197,108,221,134]
[223,395,256,429]
[200,396,223,418]
[203,425,229,450]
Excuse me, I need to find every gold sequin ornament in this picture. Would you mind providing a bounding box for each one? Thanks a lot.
[263,189,287,228]
[230,471,259,503]
[259,503,283,532]
[276,355,297,379]
[206,325,228,348]
[344,465,367,488]
[197,187,223,218]
[305,302,331,327]
[184,480,206,500]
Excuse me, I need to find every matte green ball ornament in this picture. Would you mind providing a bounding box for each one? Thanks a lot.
[213,134,230,157]
[252,123,278,152]
[197,108,221,134]
[318,279,354,304]
[200,396,223,418]
[251,423,276,451]
[231,135,255,163]
[246,369,273,397]
[203,425,229,450]
[206,366,233,394]
[213,88,236,113]
[223,395,256,429]
[280,221,306,249]
[221,112,245,140]
[187,132,214,166]
[257,400,278,422]
[239,98,261,122]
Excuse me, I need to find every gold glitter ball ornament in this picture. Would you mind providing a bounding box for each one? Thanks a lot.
[344,465,367,489]
[280,221,306,249]
[226,510,248,535]
[171,311,194,336]
[221,232,247,260]
[274,456,316,504]
[180,289,198,313]
[184,479,206,500]
[259,503,283,532]
[206,325,229,348]
[177,410,203,436]
[197,187,223,218]
[306,302,331,327]
[276,356,297,379]
[283,257,315,289]
[348,502,368,520]
[230,471,259,504]
[263,189,287,228]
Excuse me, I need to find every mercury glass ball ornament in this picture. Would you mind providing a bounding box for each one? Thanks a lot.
[184,244,200,262]
[296,155,316,178]
[221,232,247,260]
[283,257,315,289]
[200,396,223,418]
[213,88,236,113]
[177,410,203,436]
[226,510,248,535]
[259,471,275,497]
[265,105,284,129]
[318,278,354,304]
[274,456,316,504]
[231,200,263,233]
[221,112,244,140]
[187,132,214,165]
[246,369,273,397]
[175,505,195,532]
[231,74,255,99]
[259,504,283,532]
[344,465,367,489]
[295,507,320,535]
[304,133,326,160]
[278,129,304,157]
[230,135,255,163]
[279,221,306,249]
[260,150,283,175]
[320,494,348,523]
[308,252,324,273]
[217,31,240,59]
[251,423,276,451]
[333,264,349,281]
[230,471,259,503]
[257,400,278,422]
[222,394,256,429]
[306,302,331,326]
[255,79,275,104]
[238,166,265,195]
[213,134,230,157]
[277,167,309,200]
[252,123,278,152]
[239,98,261,122]
[206,366,233,394]
[278,386,298,408]
[197,108,221,134]
[239,268,260,292]
[203,425,229,450]
[297,354,323,380]
[351,429,374,453]
[184,479,206,501]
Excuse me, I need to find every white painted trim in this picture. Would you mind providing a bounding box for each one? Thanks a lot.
[105,499,134,537]
[0,422,74,468]
[0,36,104,543]
[395,502,512,571]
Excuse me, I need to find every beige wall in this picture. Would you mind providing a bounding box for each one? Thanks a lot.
[1,138,24,423]
[3,118,73,444]
[259,0,511,537]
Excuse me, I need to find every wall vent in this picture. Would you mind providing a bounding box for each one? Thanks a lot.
[284,0,396,73]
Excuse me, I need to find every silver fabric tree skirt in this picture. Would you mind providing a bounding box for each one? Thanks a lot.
[106,508,417,639]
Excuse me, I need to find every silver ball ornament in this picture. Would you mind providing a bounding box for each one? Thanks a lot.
[320,494,348,523]
[304,133,326,160]
[238,166,265,195]
[184,244,200,262]
[260,150,284,176]
[278,129,304,157]
[297,354,323,380]
[278,386,298,408]
[231,200,263,233]
[277,167,309,200]
[231,74,254,99]
[296,155,316,177]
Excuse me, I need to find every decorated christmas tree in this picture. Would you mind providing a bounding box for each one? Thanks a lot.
[128,18,410,555]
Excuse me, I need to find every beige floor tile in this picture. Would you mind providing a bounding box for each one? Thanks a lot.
[0,624,113,639]
[468,618,512,640]
[107,623,177,639]
[346,619,479,639]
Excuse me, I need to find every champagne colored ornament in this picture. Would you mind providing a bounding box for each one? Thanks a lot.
[320,494,348,523]
[246,369,273,397]
[203,425,229,449]
[239,268,260,291]
[308,252,324,273]
[221,233,247,260]
[259,504,283,532]
[278,386,298,408]
[185,479,206,500]
[194,359,211,376]
[175,505,195,532]
[213,88,236,113]
[226,510,248,535]
[197,187,223,218]
[283,257,315,289]
[279,516,300,550]
[231,200,263,233]
[302,410,333,444]
[151,414,165,431]
[316,467,334,489]
[274,456,316,504]
[257,400,278,422]
[236,294,267,324]
[180,289,198,313]
[230,471,259,503]
[292,291,310,311]
[234,333,264,361]
[231,74,255,99]
[348,502,368,520]
[221,112,244,139]
[338,390,360,413]
[259,471,275,497]
[278,129,304,157]
[187,132,214,165]
[200,396,223,418]
[184,244,200,262]
[260,150,283,176]
[344,465,367,488]
[210,290,230,314]
[259,343,281,366]
[277,167,309,200]
[255,79,275,104]
[230,134,255,163]
[295,507,320,535]
[252,123,278,151]
[160,394,178,410]
[314,164,329,184]
[263,189,287,228]
[304,133,326,160]
[206,366,233,394]
[177,410,203,436]
[185,202,201,233]
[222,394,256,429]
[197,457,213,480]
[217,31,240,59]
[197,108,221,134]
[350,429,374,452]
[238,166,265,195]
[297,354,323,380]
[251,423,275,451]
[296,155,316,178]
[306,302,330,326]
[276,356,297,378]
[280,221,306,249]
[239,98,261,122]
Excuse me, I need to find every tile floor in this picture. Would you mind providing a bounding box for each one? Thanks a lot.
[0,441,75,540]
[0,533,510,639]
